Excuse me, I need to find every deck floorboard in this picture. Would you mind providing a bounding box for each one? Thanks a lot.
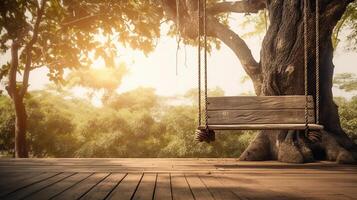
[0,158,356,200]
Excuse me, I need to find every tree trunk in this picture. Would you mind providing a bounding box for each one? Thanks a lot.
[13,98,28,158]
[7,41,29,158]
[239,0,357,163]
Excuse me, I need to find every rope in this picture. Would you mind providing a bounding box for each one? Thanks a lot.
[198,0,202,126]
[303,0,309,135]
[315,0,320,124]
[203,0,208,130]
[175,0,181,75]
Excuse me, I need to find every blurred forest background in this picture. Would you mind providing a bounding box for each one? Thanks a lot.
[0,84,257,157]
[0,73,356,158]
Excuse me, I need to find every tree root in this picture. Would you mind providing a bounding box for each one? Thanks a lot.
[239,130,357,164]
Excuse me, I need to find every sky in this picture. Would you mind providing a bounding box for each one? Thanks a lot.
[1,14,356,106]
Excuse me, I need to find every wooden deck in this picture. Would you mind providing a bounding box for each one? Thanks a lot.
[0,159,356,200]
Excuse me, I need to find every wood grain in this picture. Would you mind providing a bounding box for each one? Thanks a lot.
[25,172,91,200]
[0,172,43,196]
[80,173,126,200]
[199,124,324,130]
[199,175,237,200]
[153,173,172,200]
[3,172,73,200]
[107,173,143,200]
[207,95,314,110]
[207,109,315,124]
[52,173,109,200]
[185,174,214,200]
[132,173,157,200]
[171,174,194,200]
[0,159,357,200]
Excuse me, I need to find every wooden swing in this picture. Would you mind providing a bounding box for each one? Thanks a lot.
[196,0,323,142]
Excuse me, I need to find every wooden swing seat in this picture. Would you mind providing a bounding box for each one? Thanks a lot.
[199,95,324,130]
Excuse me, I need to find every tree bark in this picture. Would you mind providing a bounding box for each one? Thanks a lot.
[239,0,357,163]
[13,98,28,158]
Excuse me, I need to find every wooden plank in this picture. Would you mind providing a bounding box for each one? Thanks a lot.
[153,173,172,200]
[132,173,157,200]
[208,95,314,110]
[171,174,194,200]
[2,172,74,200]
[185,174,214,200]
[199,175,237,200]
[199,124,324,130]
[25,172,91,200]
[52,173,109,200]
[0,172,59,197]
[80,173,126,200]
[216,174,298,200]
[207,109,315,124]
[0,172,43,196]
[106,173,143,200]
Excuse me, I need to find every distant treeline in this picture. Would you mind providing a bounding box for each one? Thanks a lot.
[0,87,256,158]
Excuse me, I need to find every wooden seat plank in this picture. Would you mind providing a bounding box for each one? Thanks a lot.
[208,95,314,110]
[208,109,315,124]
[202,95,322,130]
[199,124,324,130]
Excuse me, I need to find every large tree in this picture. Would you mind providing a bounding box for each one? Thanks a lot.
[0,0,87,157]
[158,0,357,163]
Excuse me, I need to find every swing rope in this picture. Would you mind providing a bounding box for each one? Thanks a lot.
[315,0,320,125]
[304,0,320,134]
[203,0,209,131]
[303,0,309,134]
[198,0,201,126]
[197,0,209,130]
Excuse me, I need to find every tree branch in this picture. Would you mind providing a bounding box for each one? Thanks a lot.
[160,0,262,92]
[61,14,105,28]
[207,18,262,91]
[208,0,266,15]
[20,0,46,98]
[8,40,20,99]
[324,0,354,24]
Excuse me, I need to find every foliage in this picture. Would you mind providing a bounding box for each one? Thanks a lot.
[0,95,14,155]
[333,1,357,50]
[333,73,357,139]
[67,63,128,91]
[240,10,268,39]
[334,73,357,92]
[335,96,357,139]
[0,87,254,158]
